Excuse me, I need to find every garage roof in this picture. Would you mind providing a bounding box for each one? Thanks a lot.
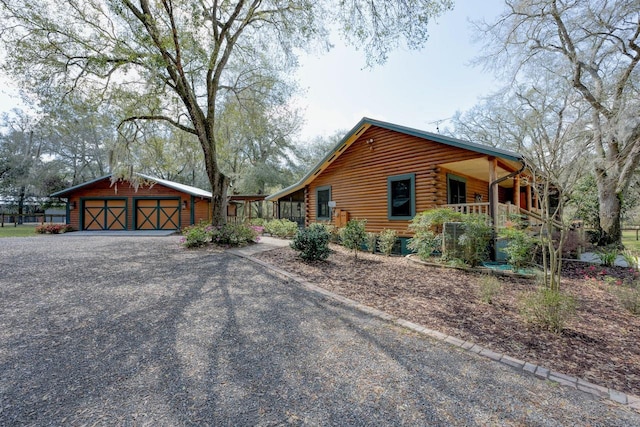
[50,173,212,198]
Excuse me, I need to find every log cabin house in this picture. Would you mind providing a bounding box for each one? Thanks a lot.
[50,173,212,231]
[267,117,539,252]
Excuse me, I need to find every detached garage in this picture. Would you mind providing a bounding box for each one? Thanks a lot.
[51,173,212,231]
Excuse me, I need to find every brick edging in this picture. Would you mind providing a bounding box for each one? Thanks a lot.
[238,252,640,413]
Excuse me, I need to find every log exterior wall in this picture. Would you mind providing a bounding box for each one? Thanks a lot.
[305,126,504,236]
[65,178,210,230]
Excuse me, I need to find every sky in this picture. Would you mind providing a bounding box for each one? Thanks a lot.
[293,0,507,140]
[0,0,507,141]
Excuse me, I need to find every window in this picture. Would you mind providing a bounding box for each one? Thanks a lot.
[388,174,415,219]
[316,186,331,220]
[447,174,467,204]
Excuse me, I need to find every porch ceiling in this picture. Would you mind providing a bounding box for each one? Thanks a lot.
[440,157,522,188]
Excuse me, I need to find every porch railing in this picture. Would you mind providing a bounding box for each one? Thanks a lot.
[443,202,490,215]
[442,203,541,228]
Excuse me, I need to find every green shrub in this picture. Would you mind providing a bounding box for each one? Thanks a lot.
[408,229,441,260]
[479,275,503,304]
[211,223,259,246]
[339,219,367,260]
[377,229,397,256]
[455,214,493,267]
[291,223,331,261]
[182,222,258,248]
[597,247,619,267]
[249,218,268,227]
[249,225,264,235]
[621,249,639,270]
[366,232,378,253]
[182,222,214,248]
[520,287,576,333]
[408,209,492,266]
[499,226,537,271]
[321,224,341,243]
[264,219,299,238]
[409,208,464,235]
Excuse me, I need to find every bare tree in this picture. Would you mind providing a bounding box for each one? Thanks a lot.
[476,0,640,246]
[516,84,590,291]
[445,89,527,152]
[449,72,590,290]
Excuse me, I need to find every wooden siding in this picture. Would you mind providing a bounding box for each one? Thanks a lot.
[193,198,211,224]
[66,178,210,230]
[439,168,490,205]
[305,126,499,236]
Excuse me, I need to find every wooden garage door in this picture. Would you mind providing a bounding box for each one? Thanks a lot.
[136,199,180,230]
[83,199,127,230]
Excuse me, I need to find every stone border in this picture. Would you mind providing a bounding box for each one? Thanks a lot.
[238,251,640,413]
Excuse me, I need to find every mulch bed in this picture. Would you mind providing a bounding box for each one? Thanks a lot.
[255,244,640,396]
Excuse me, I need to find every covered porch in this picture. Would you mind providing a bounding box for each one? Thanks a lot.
[226,194,269,224]
[273,188,305,227]
[440,155,540,228]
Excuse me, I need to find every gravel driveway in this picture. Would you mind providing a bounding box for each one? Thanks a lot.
[1,235,639,426]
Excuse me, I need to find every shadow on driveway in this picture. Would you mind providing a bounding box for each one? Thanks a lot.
[0,236,638,425]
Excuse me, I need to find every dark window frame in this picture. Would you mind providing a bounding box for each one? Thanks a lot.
[316,185,331,220]
[447,174,467,204]
[387,173,415,220]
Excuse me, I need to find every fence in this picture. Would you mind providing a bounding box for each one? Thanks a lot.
[623,226,640,241]
[1,213,66,227]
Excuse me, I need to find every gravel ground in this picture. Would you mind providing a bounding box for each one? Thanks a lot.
[1,236,639,426]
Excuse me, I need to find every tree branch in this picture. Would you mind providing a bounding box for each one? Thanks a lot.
[119,115,197,135]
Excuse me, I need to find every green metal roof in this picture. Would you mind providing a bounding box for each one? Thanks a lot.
[365,117,522,161]
[267,117,523,201]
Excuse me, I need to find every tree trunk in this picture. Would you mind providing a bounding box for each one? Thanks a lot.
[18,185,25,225]
[208,166,229,226]
[596,173,623,247]
[257,183,265,218]
[548,232,563,293]
[196,110,229,226]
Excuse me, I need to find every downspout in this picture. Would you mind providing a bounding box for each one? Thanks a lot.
[489,159,526,261]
